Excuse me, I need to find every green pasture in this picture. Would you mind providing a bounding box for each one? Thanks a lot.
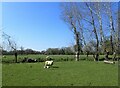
[2,59,118,86]
[2,54,115,63]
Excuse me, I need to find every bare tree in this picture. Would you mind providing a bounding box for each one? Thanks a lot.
[60,3,83,61]
[88,3,106,53]
[2,32,18,63]
[84,3,99,61]
[60,2,118,61]
[104,2,116,54]
[118,10,120,59]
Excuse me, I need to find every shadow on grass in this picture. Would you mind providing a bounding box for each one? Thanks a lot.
[52,66,59,68]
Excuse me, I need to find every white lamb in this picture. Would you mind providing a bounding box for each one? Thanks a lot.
[44,60,53,68]
[104,60,115,64]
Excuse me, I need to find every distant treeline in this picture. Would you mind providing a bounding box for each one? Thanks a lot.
[2,47,76,55]
[2,49,40,55]
[3,38,120,55]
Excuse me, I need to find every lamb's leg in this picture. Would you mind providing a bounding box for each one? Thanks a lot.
[44,64,47,68]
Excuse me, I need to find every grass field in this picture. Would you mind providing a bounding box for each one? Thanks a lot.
[2,54,115,63]
[2,56,118,86]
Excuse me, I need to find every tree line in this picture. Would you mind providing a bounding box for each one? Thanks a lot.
[2,36,116,55]
[2,46,75,55]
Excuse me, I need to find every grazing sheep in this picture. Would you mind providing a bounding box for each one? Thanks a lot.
[104,60,115,64]
[27,58,36,63]
[2,55,6,58]
[22,58,37,63]
[44,60,53,68]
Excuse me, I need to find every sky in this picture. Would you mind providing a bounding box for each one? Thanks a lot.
[2,2,74,51]
[2,2,118,51]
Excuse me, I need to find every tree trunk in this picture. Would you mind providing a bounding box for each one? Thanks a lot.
[109,15,115,54]
[15,51,17,63]
[98,16,106,53]
[110,35,114,54]
[75,32,80,61]
[86,3,99,61]
[93,29,99,61]
[91,11,99,61]
[85,3,105,55]
[70,21,80,61]
[118,12,120,60]
[105,51,109,60]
